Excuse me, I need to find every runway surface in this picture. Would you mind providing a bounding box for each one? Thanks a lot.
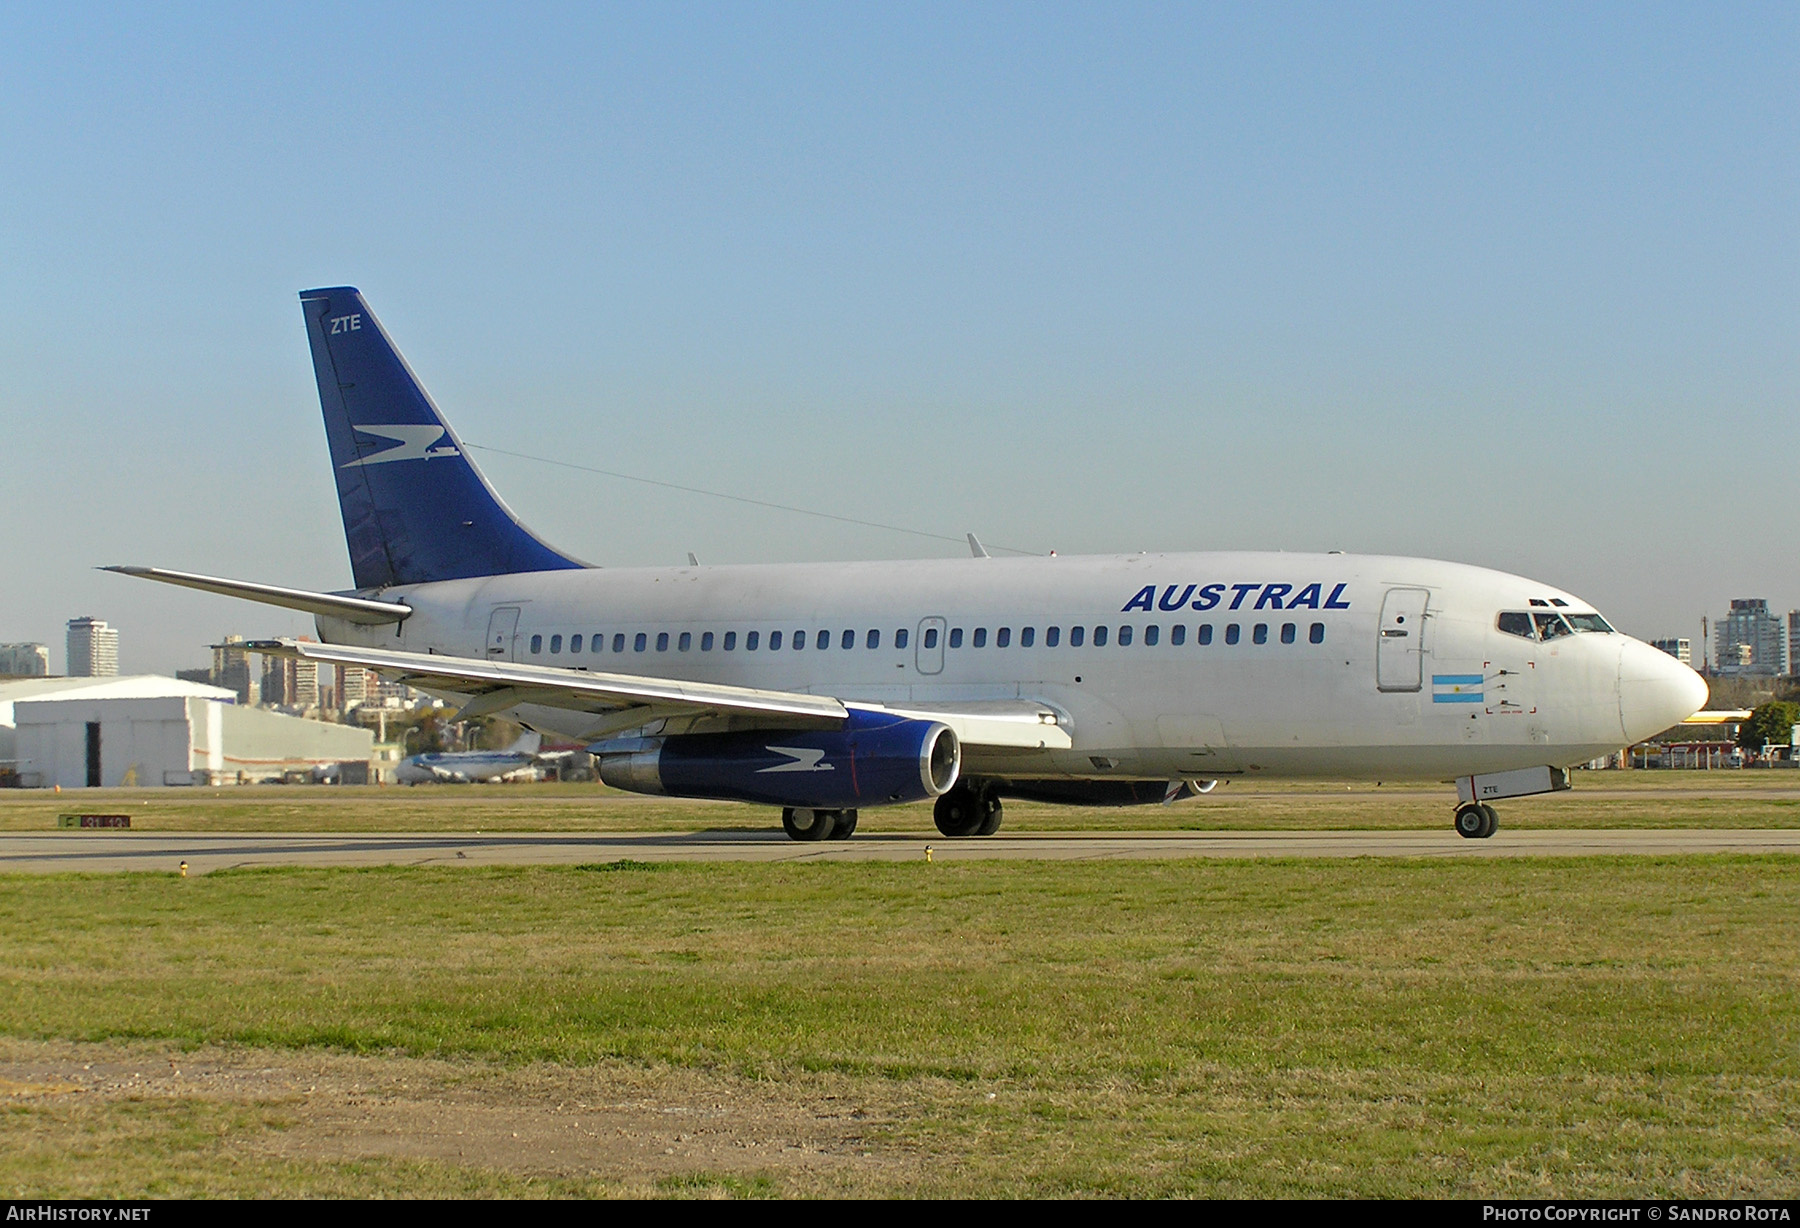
[1,828,1797,873]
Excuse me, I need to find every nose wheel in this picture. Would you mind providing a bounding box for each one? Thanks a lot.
[1454,803,1498,839]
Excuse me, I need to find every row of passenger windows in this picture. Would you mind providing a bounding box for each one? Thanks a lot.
[525,621,1329,656]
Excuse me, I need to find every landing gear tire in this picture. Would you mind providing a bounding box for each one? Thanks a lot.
[974,794,1004,837]
[933,786,985,838]
[782,807,837,841]
[826,809,859,840]
[1454,803,1496,839]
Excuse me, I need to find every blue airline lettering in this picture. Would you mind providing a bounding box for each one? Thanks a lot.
[1159,584,1196,611]
[1119,582,1354,613]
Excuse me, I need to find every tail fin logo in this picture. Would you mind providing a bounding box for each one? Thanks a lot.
[340,425,461,468]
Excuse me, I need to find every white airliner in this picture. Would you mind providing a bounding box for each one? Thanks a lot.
[395,731,544,784]
[112,287,1707,841]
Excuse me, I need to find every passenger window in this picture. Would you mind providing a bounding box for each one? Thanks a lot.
[867,629,880,649]
[1170,625,1186,646]
[1225,624,1240,645]
[792,630,804,650]
[571,635,582,654]
[1310,623,1325,644]
[656,632,670,652]
[817,630,830,650]
[612,633,625,653]
[723,631,736,651]
[1093,626,1108,647]
[530,634,543,654]
[1253,624,1268,645]
[1116,625,1132,646]
[678,632,691,651]
[842,629,854,650]
[634,633,647,652]
[746,631,759,650]
[1144,625,1159,646]
[997,627,1011,648]
[973,628,987,648]
[701,632,714,651]
[550,634,562,654]
[1497,612,1535,639]
[949,628,964,648]
[771,631,784,650]
[1198,624,1213,645]
[923,628,937,649]
[1533,612,1572,641]
[1020,627,1035,647]
[1047,626,1061,647]
[896,628,909,649]
[1280,623,1296,644]
[1069,626,1084,647]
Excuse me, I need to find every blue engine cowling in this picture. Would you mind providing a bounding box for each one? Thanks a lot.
[593,709,960,809]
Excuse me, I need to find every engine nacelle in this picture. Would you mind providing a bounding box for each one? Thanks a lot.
[594,709,960,809]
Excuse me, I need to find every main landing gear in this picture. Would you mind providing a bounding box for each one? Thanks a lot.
[1454,802,1499,839]
[933,782,1003,838]
[781,807,858,841]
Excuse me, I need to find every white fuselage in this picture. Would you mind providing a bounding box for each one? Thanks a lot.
[320,550,1705,783]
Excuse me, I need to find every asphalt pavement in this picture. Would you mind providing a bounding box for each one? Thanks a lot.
[0,827,1795,874]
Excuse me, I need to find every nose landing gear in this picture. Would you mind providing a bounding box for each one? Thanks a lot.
[1453,802,1498,839]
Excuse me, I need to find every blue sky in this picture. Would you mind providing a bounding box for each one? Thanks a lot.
[3,3,1795,673]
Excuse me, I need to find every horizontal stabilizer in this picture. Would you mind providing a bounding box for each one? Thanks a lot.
[105,566,412,625]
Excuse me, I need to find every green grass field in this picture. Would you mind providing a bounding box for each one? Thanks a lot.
[1,854,1796,1197]
[3,770,1798,833]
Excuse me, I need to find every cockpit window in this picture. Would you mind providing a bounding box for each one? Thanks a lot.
[1533,612,1573,640]
[1497,612,1534,639]
[1565,612,1614,633]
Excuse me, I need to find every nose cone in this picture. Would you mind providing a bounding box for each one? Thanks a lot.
[1618,638,1709,743]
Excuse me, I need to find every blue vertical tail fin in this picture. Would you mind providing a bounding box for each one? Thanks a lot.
[300,287,584,589]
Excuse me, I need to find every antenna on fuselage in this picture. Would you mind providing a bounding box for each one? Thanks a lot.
[967,534,990,559]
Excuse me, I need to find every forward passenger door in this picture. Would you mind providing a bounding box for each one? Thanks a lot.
[1376,588,1430,692]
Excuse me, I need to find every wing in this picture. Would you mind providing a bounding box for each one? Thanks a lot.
[249,639,1071,749]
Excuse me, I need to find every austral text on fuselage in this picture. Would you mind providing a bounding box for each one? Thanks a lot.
[1120,583,1354,614]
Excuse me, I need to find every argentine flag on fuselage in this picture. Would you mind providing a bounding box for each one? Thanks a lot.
[1432,674,1485,704]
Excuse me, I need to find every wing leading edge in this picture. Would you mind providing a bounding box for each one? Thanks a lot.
[248,639,1072,750]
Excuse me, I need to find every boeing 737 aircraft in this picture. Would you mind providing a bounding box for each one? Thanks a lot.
[395,731,544,785]
[112,288,1708,841]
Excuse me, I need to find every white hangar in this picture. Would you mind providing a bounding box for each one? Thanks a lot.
[0,676,372,788]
